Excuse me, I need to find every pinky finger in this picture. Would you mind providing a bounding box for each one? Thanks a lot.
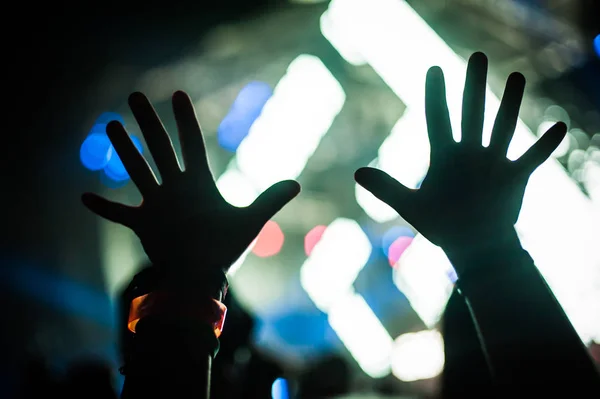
[515,122,567,175]
[81,193,138,228]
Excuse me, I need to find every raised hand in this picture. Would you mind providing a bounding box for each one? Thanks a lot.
[354,52,565,273]
[82,91,300,289]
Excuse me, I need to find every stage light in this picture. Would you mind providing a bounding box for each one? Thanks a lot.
[391,330,444,382]
[218,81,273,152]
[80,132,112,171]
[271,377,289,399]
[381,226,414,256]
[301,219,392,377]
[252,221,285,258]
[387,236,414,267]
[382,226,415,266]
[236,55,345,191]
[304,225,327,256]
[594,34,600,58]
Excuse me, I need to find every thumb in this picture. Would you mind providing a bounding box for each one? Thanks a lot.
[249,180,301,227]
[354,167,415,217]
[81,192,137,228]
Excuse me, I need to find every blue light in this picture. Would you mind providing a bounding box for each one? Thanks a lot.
[1,261,115,328]
[218,81,273,152]
[80,132,112,171]
[271,378,289,399]
[381,226,415,256]
[594,34,600,58]
[104,136,143,182]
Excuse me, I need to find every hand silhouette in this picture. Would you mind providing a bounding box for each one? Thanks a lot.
[83,91,300,289]
[355,52,565,274]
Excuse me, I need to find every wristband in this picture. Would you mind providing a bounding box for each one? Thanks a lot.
[127,291,227,338]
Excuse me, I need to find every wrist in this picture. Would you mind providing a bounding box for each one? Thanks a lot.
[127,290,227,339]
[443,227,523,276]
[122,315,218,376]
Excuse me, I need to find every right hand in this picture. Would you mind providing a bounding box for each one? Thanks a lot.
[354,52,565,272]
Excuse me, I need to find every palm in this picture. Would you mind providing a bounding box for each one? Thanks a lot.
[410,146,527,248]
[83,91,299,280]
[355,52,565,251]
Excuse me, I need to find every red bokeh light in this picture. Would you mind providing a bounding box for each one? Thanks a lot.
[388,236,413,267]
[252,221,284,257]
[304,225,328,256]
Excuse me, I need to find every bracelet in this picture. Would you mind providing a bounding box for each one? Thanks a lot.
[127,291,227,338]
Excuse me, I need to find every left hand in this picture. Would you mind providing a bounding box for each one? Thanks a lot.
[82,91,300,287]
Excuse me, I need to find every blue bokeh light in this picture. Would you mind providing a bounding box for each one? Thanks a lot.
[80,132,113,171]
[218,81,273,152]
[594,34,600,58]
[381,226,415,256]
[271,378,289,399]
[104,136,143,182]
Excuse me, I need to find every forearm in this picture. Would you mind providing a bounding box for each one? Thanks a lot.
[121,315,215,399]
[447,230,600,391]
[441,288,494,397]
[119,267,226,399]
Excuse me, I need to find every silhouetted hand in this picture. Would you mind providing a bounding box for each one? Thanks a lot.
[355,52,565,274]
[82,91,300,287]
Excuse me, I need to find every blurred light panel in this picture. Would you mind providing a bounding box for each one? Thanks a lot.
[252,220,285,257]
[304,225,327,256]
[300,219,392,377]
[391,330,444,382]
[271,377,289,399]
[218,55,345,277]
[328,291,393,378]
[218,81,273,152]
[393,235,455,327]
[301,219,371,312]
[104,136,143,182]
[236,55,346,191]
[324,0,600,340]
[594,34,600,58]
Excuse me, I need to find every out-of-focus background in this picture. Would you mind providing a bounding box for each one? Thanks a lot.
[2,0,599,397]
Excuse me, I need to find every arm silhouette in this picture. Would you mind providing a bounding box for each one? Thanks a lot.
[355,52,600,394]
[83,91,299,399]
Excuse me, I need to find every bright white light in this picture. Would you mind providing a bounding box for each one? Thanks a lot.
[320,9,366,65]
[217,54,345,277]
[300,218,393,377]
[236,54,346,191]
[391,330,444,382]
[328,291,393,378]
[217,163,259,207]
[392,235,455,327]
[300,218,372,312]
[355,110,431,223]
[325,0,600,340]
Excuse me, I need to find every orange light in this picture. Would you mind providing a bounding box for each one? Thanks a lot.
[128,293,227,338]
